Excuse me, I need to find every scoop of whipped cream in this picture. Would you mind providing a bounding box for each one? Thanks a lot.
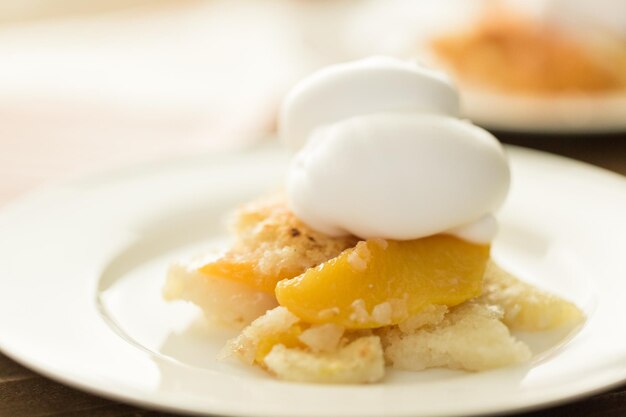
[280,57,510,244]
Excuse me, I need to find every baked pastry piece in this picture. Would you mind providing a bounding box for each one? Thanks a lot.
[165,195,584,383]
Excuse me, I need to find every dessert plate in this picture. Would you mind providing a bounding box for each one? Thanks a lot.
[0,144,625,417]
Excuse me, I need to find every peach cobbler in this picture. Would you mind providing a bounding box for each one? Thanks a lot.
[164,196,582,383]
[163,58,584,383]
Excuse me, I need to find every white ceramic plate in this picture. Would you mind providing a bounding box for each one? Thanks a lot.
[1,144,626,417]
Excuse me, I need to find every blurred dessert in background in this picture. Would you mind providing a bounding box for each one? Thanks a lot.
[430,7,626,95]
[341,0,626,131]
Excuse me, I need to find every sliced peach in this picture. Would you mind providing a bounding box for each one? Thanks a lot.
[276,236,489,329]
[198,258,300,294]
[255,324,305,365]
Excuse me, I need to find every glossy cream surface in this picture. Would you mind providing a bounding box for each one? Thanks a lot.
[281,57,510,243]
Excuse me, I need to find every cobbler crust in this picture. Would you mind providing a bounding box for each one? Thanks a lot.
[229,194,359,279]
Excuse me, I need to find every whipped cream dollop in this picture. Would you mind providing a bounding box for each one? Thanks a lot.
[280,57,510,244]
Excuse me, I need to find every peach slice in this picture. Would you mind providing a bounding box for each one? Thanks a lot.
[255,324,305,364]
[198,259,298,294]
[276,236,489,329]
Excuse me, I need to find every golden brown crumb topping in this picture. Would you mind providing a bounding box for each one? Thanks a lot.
[229,194,359,283]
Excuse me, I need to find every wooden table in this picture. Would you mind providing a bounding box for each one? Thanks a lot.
[1,132,625,417]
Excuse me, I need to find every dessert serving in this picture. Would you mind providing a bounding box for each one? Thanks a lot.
[430,8,626,95]
[163,57,583,384]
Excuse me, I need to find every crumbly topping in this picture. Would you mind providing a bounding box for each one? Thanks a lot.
[371,302,393,326]
[397,305,448,333]
[264,336,385,384]
[220,306,300,364]
[349,299,370,323]
[348,298,409,326]
[228,194,359,280]
[380,302,531,372]
[298,324,345,353]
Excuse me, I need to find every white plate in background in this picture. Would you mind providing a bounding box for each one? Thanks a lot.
[344,0,626,134]
[0,144,625,416]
